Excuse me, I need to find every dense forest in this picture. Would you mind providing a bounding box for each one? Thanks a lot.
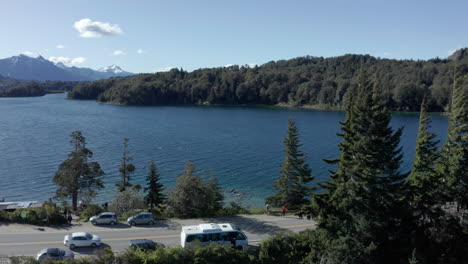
[0,80,77,97]
[69,49,468,111]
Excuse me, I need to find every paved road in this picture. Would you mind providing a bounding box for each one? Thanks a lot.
[0,214,315,257]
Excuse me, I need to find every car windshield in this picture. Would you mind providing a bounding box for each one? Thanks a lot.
[85,233,93,239]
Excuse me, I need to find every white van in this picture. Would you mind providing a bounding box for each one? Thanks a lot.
[181,223,248,249]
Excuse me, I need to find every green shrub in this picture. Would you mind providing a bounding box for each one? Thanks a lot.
[217,202,249,216]
[0,210,8,221]
[118,212,136,221]
[79,204,103,221]
[44,204,67,225]
[194,243,255,264]
[8,210,23,223]
[258,232,313,264]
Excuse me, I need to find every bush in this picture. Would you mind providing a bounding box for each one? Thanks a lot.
[0,210,7,221]
[194,243,255,264]
[8,210,23,223]
[118,246,195,264]
[217,202,249,216]
[258,232,314,264]
[44,204,67,225]
[79,204,103,221]
[118,212,136,221]
[1,205,66,225]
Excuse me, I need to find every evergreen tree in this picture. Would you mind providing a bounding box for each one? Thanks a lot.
[144,160,166,210]
[266,118,314,209]
[116,137,136,192]
[437,72,468,221]
[310,73,410,263]
[168,162,223,218]
[206,171,224,214]
[53,131,105,211]
[408,96,441,223]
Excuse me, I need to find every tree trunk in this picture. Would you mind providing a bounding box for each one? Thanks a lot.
[72,191,78,211]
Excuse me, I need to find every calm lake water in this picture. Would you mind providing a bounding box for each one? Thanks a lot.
[0,93,448,207]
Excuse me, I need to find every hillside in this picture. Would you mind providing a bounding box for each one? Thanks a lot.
[69,50,468,111]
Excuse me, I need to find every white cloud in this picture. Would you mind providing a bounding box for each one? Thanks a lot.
[224,64,234,67]
[48,56,71,64]
[21,51,34,56]
[74,18,123,38]
[56,44,65,49]
[112,50,126,56]
[48,56,86,65]
[137,49,145,54]
[71,57,86,64]
[381,52,392,57]
[154,66,176,73]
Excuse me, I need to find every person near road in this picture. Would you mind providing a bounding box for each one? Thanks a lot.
[281,206,287,217]
[67,214,72,225]
[265,203,270,215]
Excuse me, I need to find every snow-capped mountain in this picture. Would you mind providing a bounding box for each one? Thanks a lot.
[0,54,134,82]
[99,65,127,74]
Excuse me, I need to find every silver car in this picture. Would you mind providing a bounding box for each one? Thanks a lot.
[89,212,117,225]
[64,232,101,249]
[36,248,74,260]
[127,212,155,226]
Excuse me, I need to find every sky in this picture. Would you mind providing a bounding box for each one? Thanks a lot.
[0,0,467,73]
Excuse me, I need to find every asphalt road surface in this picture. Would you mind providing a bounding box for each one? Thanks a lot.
[0,214,316,257]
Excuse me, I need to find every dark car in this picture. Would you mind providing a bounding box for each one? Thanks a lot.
[129,239,165,250]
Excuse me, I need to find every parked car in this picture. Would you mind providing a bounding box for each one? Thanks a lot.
[89,212,117,225]
[64,232,101,249]
[129,239,165,250]
[127,212,155,226]
[36,248,74,260]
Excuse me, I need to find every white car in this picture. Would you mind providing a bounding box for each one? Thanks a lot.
[64,232,101,249]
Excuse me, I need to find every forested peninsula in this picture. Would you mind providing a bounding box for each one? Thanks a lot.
[0,79,77,97]
[69,49,468,111]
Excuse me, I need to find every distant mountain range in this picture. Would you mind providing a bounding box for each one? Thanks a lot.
[0,54,134,82]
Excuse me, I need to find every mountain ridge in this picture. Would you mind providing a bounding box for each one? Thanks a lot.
[0,54,134,82]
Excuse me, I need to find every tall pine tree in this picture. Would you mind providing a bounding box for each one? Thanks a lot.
[437,71,468,222]
[408,96,441,224]
[144,160,166,210]
[311,73,410,263]
[266,118,314,209]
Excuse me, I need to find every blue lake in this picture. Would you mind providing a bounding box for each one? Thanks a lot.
[0,93,448,207]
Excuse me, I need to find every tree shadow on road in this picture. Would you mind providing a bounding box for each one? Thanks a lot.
[91,223,131,229]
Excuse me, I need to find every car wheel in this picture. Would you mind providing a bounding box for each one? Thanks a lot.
[91,243,97,248]
[110,221,116,225]
[148,220,154,225]
[91,221,97,226]
[70,244,76,249]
